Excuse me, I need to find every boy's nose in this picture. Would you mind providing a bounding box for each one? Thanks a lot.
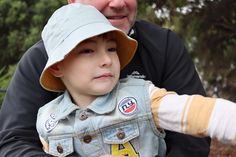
[100,52,112,67]
[109,0,126,9]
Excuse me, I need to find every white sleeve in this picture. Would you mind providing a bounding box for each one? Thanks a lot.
[148,82,236,145]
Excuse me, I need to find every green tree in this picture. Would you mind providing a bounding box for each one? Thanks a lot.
[149,0,236,100]
[0,0,66,104]
[0,65,16,104]
[0,0,66,69]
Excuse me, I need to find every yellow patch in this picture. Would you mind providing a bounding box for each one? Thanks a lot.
[111,142,138,156]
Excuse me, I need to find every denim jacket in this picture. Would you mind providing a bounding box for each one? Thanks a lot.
[37,78,166,157]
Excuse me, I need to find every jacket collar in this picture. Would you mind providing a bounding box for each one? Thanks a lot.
[55,83,119,120]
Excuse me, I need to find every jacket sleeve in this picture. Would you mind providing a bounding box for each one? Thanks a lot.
[0,41,57,157]
[134,20,210,157]
[149,83,236,145]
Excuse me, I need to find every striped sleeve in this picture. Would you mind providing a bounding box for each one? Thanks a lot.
[148,82,236,145]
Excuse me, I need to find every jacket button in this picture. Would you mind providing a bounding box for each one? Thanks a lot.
[116,129,125,139]
[56,145,63,154]
[83,135,92,143]
[79,111,88,120]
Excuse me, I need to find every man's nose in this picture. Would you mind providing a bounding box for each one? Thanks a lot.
[109,0,126,9]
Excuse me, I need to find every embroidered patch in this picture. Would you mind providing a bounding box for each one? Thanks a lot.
[44,113,58,132]
[118,97,137,116]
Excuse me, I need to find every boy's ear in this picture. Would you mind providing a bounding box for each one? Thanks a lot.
[48,63,63,77]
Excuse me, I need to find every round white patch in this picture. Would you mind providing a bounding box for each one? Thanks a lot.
[44,113,58,132]
[118,97,137,116]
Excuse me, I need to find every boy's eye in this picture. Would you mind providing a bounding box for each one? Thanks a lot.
[80,48,94,54]
[108,47,117,52]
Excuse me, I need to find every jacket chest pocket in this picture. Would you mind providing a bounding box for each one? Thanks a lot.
[102,123,139,144]
[102,123,140,156]
[48,135,74,157]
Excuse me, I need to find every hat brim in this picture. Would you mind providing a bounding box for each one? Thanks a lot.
[40,22,137,92]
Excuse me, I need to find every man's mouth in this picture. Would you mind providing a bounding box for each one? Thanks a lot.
[106,15,126,20]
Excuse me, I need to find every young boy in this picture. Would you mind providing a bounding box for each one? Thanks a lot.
[37,3,236,157]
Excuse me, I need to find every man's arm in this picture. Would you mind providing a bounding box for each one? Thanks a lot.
[0,41,57,156]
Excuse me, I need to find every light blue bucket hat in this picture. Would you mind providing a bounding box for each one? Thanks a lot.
[40,3,137,92]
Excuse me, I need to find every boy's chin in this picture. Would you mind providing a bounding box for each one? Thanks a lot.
[93,84,116,96]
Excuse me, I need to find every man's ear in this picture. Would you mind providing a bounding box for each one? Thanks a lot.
[67,0,76,4]
[48,63,63,77]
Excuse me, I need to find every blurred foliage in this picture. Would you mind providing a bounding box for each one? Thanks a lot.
[0,0,66,105]
[0,0,66,68]
[140,0,236,101]
[137,0,159,23]
[0,65,16,105]
[0,0,236,105]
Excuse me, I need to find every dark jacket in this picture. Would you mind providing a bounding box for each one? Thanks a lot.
[0,20,210,157]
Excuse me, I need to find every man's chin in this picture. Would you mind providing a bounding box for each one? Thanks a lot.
[110,23,131,34]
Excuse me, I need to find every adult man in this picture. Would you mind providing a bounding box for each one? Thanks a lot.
[0,0,210,156]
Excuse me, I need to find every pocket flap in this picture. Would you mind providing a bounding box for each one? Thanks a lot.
[48,135,74,156]
[103,123,139,144]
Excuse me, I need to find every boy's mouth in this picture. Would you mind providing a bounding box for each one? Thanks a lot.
[94,73,113,79]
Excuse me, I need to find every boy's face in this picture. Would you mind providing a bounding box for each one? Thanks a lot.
[55,33,120,99]
[68,0,137,34]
